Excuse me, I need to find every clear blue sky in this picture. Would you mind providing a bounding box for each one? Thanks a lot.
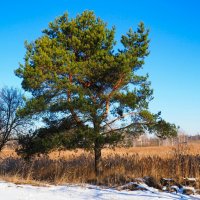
[0,0,200,134]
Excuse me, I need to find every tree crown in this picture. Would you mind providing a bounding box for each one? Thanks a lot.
[16,11,177,152]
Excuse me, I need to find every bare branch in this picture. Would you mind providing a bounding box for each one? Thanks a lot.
[0,87,31,151]
[101,111,136,128]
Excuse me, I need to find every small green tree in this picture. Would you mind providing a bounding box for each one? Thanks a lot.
[15,11,177,176]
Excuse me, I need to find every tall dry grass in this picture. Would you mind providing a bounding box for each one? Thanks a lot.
[0,143,200,187]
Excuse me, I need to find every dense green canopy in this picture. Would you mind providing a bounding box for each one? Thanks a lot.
[15,11,177,172]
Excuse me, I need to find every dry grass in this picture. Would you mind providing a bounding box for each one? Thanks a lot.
[2,142,200,159]
[42,143,200,159]
[0,143,200,187]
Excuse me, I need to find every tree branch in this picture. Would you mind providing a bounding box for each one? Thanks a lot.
[102,74,124,119]
[67,73,83,126]
[102,121,155,135]
[101,111,136,128]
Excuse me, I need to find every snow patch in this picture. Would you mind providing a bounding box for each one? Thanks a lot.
[0,181,200,200]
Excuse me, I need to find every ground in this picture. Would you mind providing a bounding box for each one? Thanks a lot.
[0,181,199,200]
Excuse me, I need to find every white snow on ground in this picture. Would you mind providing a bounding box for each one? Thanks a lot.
[0,181,200,200]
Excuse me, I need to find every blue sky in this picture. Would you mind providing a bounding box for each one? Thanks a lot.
[0,0,200,134]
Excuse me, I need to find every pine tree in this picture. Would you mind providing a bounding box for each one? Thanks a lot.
[15,11,177,176]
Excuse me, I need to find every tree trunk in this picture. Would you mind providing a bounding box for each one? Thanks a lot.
[94,145,102,177]
[0,141,5,152]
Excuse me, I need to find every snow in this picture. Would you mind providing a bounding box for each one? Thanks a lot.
[182,186,196,192]
[0,181,200,200]
[184,178,197,181]
[162,178,174,181]
[170,185,179,191]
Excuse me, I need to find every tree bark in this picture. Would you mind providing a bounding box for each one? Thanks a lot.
[94,144,102,178]
[0,141,5,152]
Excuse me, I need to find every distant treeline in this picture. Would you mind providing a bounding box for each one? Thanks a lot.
[123,133,200,147]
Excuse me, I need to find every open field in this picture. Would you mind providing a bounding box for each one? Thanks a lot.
[3,142,200,159]
[0,143,200,187]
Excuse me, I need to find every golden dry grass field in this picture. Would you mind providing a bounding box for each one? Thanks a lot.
[2,143,200,159]
[0,143,200,186]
